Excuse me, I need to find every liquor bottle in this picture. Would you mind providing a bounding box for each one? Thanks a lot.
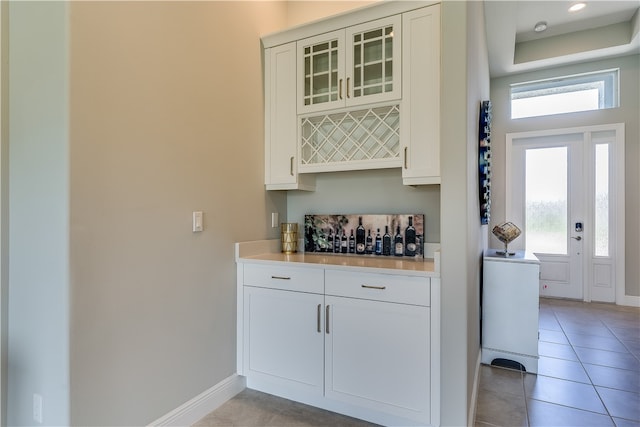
[355,216,366,254]
[333,229,341,253]
[382,225,391,256]
[374,228,382,255]
[394,225,404,256]
[341,230,348,254]
[327,229,334,253]
[348,230,356,254]
[365,230,373,254]
[405,216,417,256]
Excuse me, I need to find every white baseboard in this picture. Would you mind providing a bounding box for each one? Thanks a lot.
[620,295,640,307]
[468,350,482,427]
[149,374,245,426]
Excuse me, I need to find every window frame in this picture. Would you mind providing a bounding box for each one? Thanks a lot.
[510,69,619,119]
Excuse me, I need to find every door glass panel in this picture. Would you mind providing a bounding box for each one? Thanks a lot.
[525,147,568,254]
[595,144,609,256]
[303,38,340,107]
[363,40,382,63]
[351,24,394,98]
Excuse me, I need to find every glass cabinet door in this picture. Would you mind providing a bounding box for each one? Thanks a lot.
[297,30,345,114]
[346,15,401,106]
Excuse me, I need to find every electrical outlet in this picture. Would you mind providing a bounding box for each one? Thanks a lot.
[33,393,43,424]
[271,212,279,228]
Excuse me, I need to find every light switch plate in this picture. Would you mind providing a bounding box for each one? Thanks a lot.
[271,212,279,228]
[193,211,203,232]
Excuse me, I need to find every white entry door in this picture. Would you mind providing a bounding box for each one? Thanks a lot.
[507,124,625,302]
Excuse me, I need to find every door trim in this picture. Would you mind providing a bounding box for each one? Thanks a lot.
[506,123,627,305]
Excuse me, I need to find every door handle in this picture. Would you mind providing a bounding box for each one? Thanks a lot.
[325,305,330,334]
[571,236,582,241]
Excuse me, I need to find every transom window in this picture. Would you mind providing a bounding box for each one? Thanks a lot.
[510,69,619,119]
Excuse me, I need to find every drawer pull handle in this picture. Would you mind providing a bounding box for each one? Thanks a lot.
[271,275,291,280]
[361,284,386,290]
[325,305,330,334]
[317,304,322,333]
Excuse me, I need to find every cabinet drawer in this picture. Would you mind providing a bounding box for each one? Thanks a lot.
[325,270,430,306]
[243,263,324,294]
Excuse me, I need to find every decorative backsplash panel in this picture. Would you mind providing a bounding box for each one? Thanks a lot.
[304,214,425,258]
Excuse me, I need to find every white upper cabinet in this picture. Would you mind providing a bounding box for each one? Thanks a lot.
[262,1,441,188]
[297,15,401,115]
[401,4,441,185]
[264,42,316,191]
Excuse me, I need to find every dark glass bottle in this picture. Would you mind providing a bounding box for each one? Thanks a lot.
[394,225,404,256]
[333,229,341,253]
[405,216,417,257]
[355,216,366,254]
[365,230,373,254]
[341,231,348,254]
[374,228,382,255]
[382,225,391,256]
[348,230,356,254]
[327,229,334,253]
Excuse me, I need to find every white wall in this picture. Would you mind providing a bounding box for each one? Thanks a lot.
[8,2,71,425]
[490,54,640,298]
[465,1,491,422]
[438,2,489,425]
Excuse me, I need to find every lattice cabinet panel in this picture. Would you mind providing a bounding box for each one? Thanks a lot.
[300,105,401,172]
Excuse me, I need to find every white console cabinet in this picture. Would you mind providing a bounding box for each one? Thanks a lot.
[482,250,540,373]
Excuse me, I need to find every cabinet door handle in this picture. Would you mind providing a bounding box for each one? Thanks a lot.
[404,147,408,169]
[361,284,386,290]
[271,275,291,280]
[290,156,294,176]
[317,304,322,333]
[346,77,350,98]
[339,79,343,100]
[325,305,330,334]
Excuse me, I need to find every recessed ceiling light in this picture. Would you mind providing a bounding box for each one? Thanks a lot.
[534,21,548,32]
[569,3,586,12]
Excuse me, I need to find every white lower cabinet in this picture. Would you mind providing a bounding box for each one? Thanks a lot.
[325,296,431,424]
[243,286,324,397]
[238,263,438,426]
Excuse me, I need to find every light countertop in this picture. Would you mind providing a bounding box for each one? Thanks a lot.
[236,240,439,277]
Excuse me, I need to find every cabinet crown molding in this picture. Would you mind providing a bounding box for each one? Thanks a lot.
[261,0,438,48]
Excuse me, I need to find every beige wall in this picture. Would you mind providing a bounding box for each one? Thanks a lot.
[68,2,289,424]
[490,55,640,299]
[5,1,293,425]
[286,1,376,27]
[0,2,8,425]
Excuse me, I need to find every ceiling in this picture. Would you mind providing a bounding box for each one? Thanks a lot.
[484,0,640,77]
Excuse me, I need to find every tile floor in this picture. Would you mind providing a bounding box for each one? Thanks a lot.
[194,298,639,427]
[475,298,640,427]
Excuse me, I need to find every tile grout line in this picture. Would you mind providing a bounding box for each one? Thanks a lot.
[549,303,617,424]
